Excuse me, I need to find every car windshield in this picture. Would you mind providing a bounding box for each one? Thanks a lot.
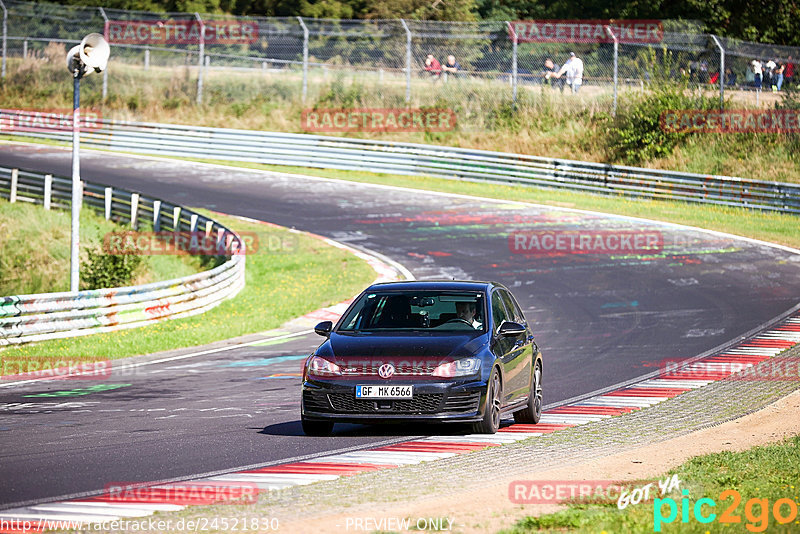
[338,290,486,332]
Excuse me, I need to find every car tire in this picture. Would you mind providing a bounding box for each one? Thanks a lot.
[472,368,501,434]
[514,360,542,424]
[301,417,334,436]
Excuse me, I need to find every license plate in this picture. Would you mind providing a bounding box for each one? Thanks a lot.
[356,385,413,399]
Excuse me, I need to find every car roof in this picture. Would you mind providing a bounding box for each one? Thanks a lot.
[366,280,499,292]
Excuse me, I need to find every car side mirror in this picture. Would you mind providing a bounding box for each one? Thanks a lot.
[314,321,333,337]
[498,321,526,337]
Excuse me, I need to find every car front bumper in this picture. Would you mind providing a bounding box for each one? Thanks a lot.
[301,378,487,423]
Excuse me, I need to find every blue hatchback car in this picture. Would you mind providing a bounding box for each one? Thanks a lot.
[301,280,543,435]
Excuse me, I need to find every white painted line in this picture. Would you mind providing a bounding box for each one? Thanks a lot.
[539,414,611,424]
[637,379,713,388]
[724,348,784,355]
[0,510,117,522]
[576,396,667,408]
[70,501,185,512]
[30,503,155,517]
[479,432,545,440]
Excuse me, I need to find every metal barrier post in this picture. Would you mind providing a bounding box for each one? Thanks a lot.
[130,192,139,229]
[605,25,618,117]
[297,16,309,102]
[153,199,161,231]
[44,174,52,210]
[144,46,149,70]
[400,19,411,104]
[9,168,17,202]
[506,22,518,106]
[99,7,109,100]
[104,186,112,219]
[710,35,725,110]
[0,0,7,79]
[195,13,205,105]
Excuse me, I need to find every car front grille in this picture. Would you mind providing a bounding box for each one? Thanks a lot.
[303,390,331,412]
[443,391,481,413]
[340,363,439,377]
[327,393,444,413]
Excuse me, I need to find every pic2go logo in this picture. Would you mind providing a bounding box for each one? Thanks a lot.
[654,489,799,532]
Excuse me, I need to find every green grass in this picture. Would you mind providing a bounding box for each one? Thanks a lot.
[0,210,377,365]
[0,197,200,295]
[501,435,800,533]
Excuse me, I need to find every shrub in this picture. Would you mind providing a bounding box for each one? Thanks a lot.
[607,84,721,165]
[82,247,143,290]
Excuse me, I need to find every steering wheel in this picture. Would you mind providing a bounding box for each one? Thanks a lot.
[445,317,474,327]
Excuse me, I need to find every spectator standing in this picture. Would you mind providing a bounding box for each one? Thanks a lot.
[774,61,785,91]
[751,59,762,90]
[425,54,442,80]
[556,52,584,93]
[441,55,461,81]
[785,56,795,86]
[543,58,565,92]
[724,67,737,87]
[765,59,776,91]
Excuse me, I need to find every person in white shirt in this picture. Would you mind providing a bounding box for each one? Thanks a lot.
[751,59,763,90]
[555,52,584,93]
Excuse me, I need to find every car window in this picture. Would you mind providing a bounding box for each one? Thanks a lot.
[491,290,509,331]
[339,291,486,332]
[500,290,525,324]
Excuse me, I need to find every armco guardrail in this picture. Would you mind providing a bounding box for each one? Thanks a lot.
[2,110,799,214]
[0,166,246,346]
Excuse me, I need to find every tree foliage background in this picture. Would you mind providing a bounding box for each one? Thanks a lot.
[49,0,800,47]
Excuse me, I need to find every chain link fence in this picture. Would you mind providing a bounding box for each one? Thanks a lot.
[2,0,800,115]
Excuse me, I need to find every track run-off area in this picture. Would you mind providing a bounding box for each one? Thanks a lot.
[1,143,799,516]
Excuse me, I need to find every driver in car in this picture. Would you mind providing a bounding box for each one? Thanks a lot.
[455,301,482,329]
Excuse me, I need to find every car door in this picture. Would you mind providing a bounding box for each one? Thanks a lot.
[490,289,527,404]
[499,289,534,401]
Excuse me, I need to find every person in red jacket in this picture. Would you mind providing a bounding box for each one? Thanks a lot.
[425,54,442,80]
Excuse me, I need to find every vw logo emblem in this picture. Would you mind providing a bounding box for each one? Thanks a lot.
[378,363,395,379]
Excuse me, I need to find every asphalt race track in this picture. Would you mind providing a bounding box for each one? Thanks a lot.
[2,143,800,507]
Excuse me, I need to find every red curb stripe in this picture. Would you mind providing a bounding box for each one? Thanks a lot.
[242,462,395,475]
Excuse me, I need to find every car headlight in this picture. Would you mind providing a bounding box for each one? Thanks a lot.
[307,355,342,377]
[432,358,481,378]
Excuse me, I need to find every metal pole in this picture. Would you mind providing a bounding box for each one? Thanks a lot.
[195,13,205,104]
[506,22,518,106]
[400,19,411,104]
[70,68,82,292]
[710,34,725,110]
[0,0,7,79]
[99,7,109,100]
[605,26,618,117]
[297,16,308,102]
